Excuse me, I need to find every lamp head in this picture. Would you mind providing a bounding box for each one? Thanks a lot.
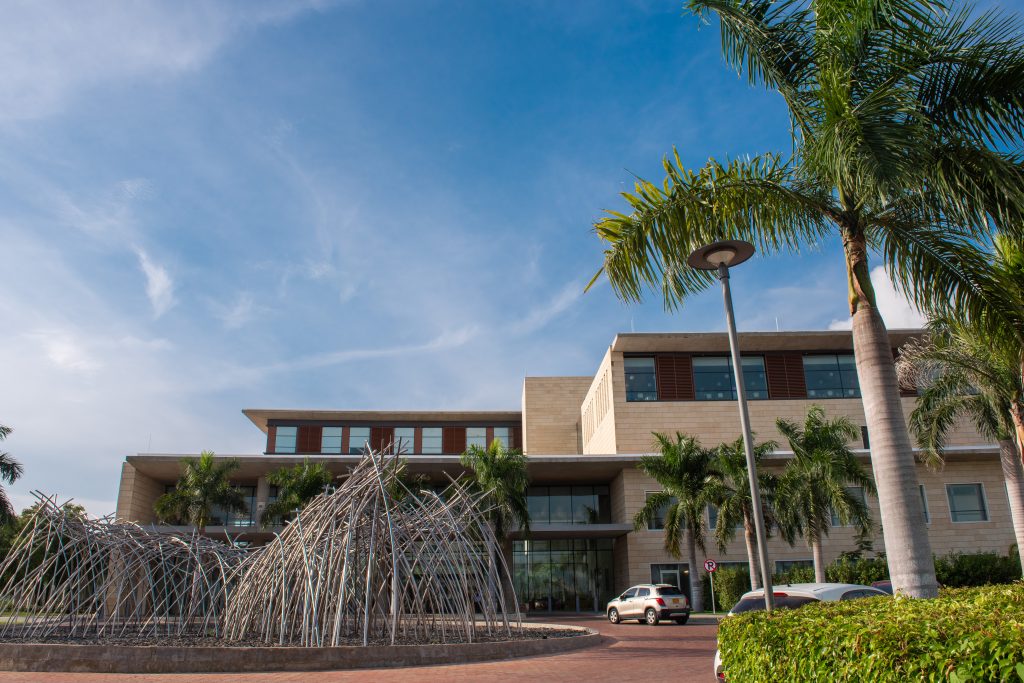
[686,240,755,271]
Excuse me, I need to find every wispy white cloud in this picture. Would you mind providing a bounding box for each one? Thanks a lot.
[214,292,258,330]
[507,280,585,336]
[0,1,336,123]
[828,266,927,330]
[135,248,175,319]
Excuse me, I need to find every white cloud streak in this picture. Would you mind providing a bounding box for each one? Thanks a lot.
[135,248,175,319]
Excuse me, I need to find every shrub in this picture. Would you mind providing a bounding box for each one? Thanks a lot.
[935,552,1022,588]
[718,583,1024,682]
[705,566,753,612]
[826,555,890,585]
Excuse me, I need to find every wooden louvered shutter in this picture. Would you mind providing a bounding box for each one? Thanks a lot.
[370,427,395,452]
[655,355,694,401]
[442,427,466,454]
[296,426,322,453]
[765,352,807,398]
[267,425,277,453]
[511,426,523,450]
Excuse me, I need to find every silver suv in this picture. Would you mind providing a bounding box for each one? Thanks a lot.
[606,583,691,625]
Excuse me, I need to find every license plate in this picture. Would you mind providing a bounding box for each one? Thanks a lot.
[672,598,679,604]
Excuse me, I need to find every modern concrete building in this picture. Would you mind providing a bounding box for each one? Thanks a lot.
[116,330,1015,612]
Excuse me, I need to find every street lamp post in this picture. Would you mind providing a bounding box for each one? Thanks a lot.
[687,240,775,611]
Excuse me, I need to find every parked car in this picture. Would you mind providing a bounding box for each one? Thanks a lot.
[871,579,893,594]
[713,583,888,680]
[606,583,691,625]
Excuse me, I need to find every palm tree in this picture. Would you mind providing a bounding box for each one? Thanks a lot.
[588,0,1024,597]
[897,317,1024,574]
[461,439,530,609]
[775,407,876,583]
[707,436,779,590]
[154,451,246,533]
[261,459,334,528]
[634,433,719,611]
[460,439,530,540]
[0,425,24,524]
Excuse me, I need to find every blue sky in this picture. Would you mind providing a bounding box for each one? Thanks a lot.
[0,0,1012,514]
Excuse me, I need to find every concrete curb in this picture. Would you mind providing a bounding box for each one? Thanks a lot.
[0,625,602,673]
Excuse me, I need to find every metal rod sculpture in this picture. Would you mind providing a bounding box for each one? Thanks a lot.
[0,448,522,647]
[0,493,246,639]
[223,447,522,646]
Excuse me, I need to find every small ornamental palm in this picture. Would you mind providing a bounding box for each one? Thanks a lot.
[0,425,24,524]
[898,316,1024,574]
[154,451,246,533]
[589,0,1024,597]
[460,439,530,540]
[707,436,779,590]
[634,433,720,612]
[261,459,334,528]
[776,406,876,583]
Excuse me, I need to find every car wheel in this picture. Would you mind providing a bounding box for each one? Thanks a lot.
[645,607,659,625]
[673,616,689,625]
[608,608,620,624]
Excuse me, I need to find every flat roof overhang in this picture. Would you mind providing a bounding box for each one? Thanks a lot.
[125,445,996,483]
[125,453,648,484]
[610,329,924,354]
[242,409,523,434]
[508,523,633,540]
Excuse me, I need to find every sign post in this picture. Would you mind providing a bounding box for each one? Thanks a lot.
[704,559,718,615]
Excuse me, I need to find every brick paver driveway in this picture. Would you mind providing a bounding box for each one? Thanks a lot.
[0,614,720,683]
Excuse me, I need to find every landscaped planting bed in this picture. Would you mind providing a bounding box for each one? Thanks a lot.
[718,583,1024,682]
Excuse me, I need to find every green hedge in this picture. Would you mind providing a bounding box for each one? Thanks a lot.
[718,583,1024,682]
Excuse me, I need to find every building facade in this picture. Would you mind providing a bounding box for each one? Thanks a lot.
[116,330,1015,612]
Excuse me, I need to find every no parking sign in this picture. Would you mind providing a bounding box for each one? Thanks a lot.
[705,559,719,614]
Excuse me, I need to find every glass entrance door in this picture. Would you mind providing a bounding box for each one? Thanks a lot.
[659,568,681,590]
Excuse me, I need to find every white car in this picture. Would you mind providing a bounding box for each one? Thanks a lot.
[713,583,888,680]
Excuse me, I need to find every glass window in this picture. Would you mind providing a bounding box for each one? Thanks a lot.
[920,484,930,524]
[622,587,638,599]
[775,559,813,573]
[731,595,819,614]
[321,427,342,454]
[467,427,487,449]
[549,487,572,523]
[211,485,255,527]
[275,426,296,454]
[707,504,742,530]
[394,427,415,454]
[692,356,768,401]
[528,486,550,522]
[831,486,867,527]
[348,427,370,454]
[493,427,510,448]
[645,491,678,530]
[947,483,988,522]
[636,587,650,598]
[421,427,442,454]
[803,354,861,398]
[625,357,658,402]
[513,537,616,611]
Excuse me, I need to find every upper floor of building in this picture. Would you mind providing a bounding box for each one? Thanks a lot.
[241,330,989,459]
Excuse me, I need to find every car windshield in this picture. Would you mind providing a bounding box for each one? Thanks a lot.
[731,595,819,614]
[656,586,684,596]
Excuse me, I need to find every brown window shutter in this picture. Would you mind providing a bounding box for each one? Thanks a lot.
[369,427,395,452]
[443,427,466,454]
[511,426,522,450]
[413,428,423,454]
[267,425,277,453]
[655,355,694,401]
[784,353,807,398]
[766,352,807,398]
[296,426,322,453]
[486,427,494,446]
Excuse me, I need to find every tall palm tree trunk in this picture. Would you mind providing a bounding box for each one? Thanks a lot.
[685,527,703,612]
[852,305,938,597]
[811,535,826,583]
[999,438,1024,575]
[743,517,760,590]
